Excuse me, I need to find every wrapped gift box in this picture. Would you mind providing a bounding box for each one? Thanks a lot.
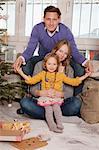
[0,120,30,141]
[11,137,48,150]
[0,129,24,141]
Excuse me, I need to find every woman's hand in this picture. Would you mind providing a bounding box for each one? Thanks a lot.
[40,89,64,98]
[53,90,64,98]
[40,90,49,97]
[79,71,92,81]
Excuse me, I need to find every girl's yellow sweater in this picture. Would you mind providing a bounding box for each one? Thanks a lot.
[25,71,81,92]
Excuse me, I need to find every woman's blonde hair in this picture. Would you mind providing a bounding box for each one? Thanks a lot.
[42,52,60,72]
[51,39,71,66]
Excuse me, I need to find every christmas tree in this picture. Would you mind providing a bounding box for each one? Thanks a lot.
[0,60,26,106]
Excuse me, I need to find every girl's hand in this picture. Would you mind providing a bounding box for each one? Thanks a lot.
[16,67,22,74]
[80,71,92,81]
[53,90,64,98]
[40,90,49,97]
[40,89,54,97]
[47,89,64,98]
[16,67,28,81]
[85,71,92,77]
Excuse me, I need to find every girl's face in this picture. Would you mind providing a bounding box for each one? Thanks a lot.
[46,57,58,73]
[56,44,69,62]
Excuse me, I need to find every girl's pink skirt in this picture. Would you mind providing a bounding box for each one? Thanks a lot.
[37,96,64,106]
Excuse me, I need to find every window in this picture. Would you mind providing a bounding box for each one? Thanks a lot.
[0,0,16,36]
[0,0,57,37]
[1,0,98,53]
[72,0,99,38]
[0,0,58,52]
[25,0,57,36]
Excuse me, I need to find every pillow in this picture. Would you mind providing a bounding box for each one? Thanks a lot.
[80,78,99,124]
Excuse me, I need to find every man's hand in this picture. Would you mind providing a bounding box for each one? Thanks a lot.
[13,57,23,72]
[84,60,93,73]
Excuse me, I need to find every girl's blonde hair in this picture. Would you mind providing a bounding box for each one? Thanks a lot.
[43,53,60,72]
[51,39,71,66]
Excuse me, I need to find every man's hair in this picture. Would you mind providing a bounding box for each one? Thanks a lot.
[44,6,61,18]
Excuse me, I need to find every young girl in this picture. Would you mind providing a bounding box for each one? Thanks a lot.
[17,53,91,133]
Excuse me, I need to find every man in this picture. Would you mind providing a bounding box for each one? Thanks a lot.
[13,6,92,74]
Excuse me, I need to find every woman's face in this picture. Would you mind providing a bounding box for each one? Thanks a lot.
[56,44,69,62]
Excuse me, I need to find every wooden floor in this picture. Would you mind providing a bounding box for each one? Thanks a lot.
[0,101,99,150]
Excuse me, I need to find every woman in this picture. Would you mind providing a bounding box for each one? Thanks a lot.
[17,40,82,119]
[17,52,90,132]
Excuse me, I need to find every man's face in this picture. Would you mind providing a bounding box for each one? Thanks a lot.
[43,12,60,32]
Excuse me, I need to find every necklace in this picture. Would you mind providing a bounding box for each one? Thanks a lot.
[45,72,57,89]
